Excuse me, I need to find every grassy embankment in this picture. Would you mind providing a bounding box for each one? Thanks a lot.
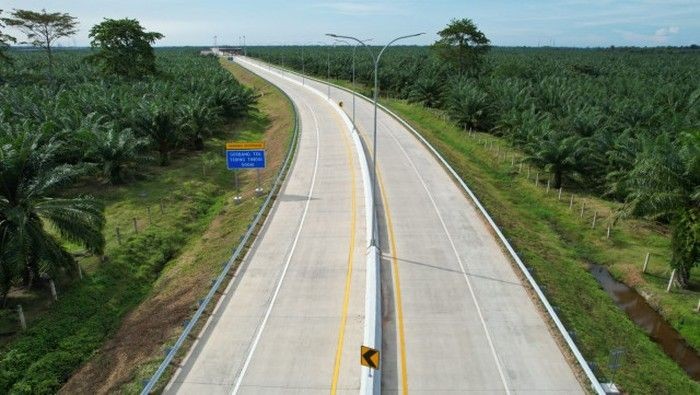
[382,98,698,394]
[0,61,293,394]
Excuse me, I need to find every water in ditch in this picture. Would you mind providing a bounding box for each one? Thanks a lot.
[589,264,699,380]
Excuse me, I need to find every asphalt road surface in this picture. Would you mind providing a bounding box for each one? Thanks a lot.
[168,57,584,394]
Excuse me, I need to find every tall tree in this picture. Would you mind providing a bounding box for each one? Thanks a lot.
[88,18,163,78]
[0,10,16,64]
[2,9,78,75]
[0,128,105,298]
[432,18,490,75]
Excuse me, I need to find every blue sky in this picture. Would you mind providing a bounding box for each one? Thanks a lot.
[2,1,699,47]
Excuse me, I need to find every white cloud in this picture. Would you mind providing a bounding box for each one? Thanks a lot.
[313,2,397,16]
[617,25,680,45]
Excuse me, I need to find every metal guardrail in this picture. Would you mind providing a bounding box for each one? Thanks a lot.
[140,63,301,395]
[266,63,606,395]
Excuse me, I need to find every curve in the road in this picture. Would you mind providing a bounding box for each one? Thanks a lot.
[230,101,321,394]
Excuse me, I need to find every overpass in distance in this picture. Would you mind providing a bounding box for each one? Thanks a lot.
[165,55,585,394]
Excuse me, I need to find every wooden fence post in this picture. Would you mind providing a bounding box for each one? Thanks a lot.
[17,305,26,330]
[116,226,121,245]
[643,252,650,273]
[569,194,574,210]
[49,279,57,301]
[591,211,598,228]
[558,187,563,201]
[580,201,586,218]
[546,179,550,194]
[133,218,138,234]
[666,269,676,292]
[607,223,611,239]
[535,172,539,187]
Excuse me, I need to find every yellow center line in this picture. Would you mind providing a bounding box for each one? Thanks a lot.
[352,117,409,394]
[330,106,358,394]
[376,169,409,395]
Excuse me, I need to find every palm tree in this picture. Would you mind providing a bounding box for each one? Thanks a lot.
[133,101,179,166]
[619,131,699,287]
[177,96,218,151]
[83,118,152,184]
[524,127,585,189]
[445,77,490,130]
[0,128,105,297]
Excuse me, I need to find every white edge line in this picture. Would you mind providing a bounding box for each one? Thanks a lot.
[382,123,511,393]
[236,57,379,395]
[230,100,320,395]
[267,61,606,395]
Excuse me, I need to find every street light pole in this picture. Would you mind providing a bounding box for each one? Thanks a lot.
[327,32,425,247]
[333,38,373,128]
[327,42,336,99]
[301,45,305,85]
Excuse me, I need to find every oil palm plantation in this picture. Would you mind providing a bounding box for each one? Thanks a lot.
[0,127,105,303]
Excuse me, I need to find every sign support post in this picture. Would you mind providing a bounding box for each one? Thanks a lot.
[225,141,266,203]
[255,169,263,196]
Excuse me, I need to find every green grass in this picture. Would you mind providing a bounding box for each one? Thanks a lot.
[382,98,699,394]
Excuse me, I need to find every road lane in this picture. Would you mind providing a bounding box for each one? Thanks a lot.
[166,59,366,394]
[268,61,584,394]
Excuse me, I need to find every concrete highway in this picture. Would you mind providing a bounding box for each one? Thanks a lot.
[167,58,367,394]
[288,66,584,394]
[168,56,584,394]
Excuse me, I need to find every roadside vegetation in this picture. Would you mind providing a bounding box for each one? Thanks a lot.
[248,17,699,391]
[0,8,259,393]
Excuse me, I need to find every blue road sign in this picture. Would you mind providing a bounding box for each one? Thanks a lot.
[227,149,266,169]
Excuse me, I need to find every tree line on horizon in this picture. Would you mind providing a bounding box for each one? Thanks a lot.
[249,18,699,287]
